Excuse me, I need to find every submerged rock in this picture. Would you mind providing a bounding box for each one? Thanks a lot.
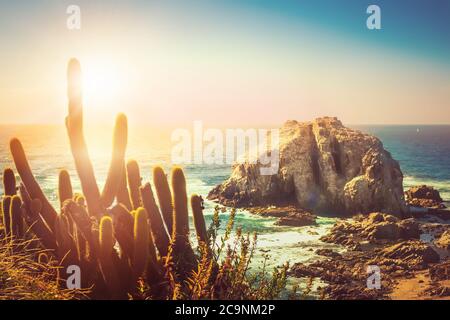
[208,117,406,217]
[248,206,317,226]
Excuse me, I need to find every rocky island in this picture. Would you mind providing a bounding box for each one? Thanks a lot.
[208,117,406,217]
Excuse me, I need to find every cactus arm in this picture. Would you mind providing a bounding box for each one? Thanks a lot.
[58,170,73,208]
[169,167,197,281]
[2,196,12,237]
[171,167,190,238]
[19,185,57,250]
[140,183,169,256]
[2,168,16,196]
[110,204,134,261]
[9,195,23,239]
[55,214,79,266]
[9,138,57,230]
[126,160,142,210]
[99,216,120,294]
[153,166,173,233]
[191,194,208,245]
[116,163,132,210]
[132,207,150,279]
[66,58,102,217]
[101,113,128,207]
[62,200,97,259]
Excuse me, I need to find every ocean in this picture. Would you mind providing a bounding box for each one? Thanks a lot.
[0,124,449,294]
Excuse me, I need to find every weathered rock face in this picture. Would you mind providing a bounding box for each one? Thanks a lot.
[208,117,406,216]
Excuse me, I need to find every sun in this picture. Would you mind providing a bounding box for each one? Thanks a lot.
[80,58,129,112]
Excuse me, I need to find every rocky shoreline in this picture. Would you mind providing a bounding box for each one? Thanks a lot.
[222,189,450,299]
[207,117,450,299]
[289,212,450,299]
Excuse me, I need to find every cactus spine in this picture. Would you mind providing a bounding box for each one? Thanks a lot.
[58,169,73,208]
[3,168,16,196]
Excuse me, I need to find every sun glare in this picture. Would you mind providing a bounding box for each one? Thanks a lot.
[81,58,130,112]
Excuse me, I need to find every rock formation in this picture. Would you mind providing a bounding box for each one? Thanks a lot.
[405,185,446,209]
[320,213,420,246]
[208,117,406,216]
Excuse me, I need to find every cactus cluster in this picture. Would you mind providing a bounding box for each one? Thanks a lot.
[0,58,213,299]
[0,58,289,300]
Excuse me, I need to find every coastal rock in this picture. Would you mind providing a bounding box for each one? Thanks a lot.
[208,117,406,216]
[405,185,445,209]
[315,248,342,259]
[320,213,420,245]
[290,253,393,299]
[429,261,450,281]
[378,241,440,269]
[435,230,450,250]
[290,239,440,299]
[248,206,317,227]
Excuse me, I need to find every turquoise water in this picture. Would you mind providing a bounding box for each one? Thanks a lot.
[0,124,449,294]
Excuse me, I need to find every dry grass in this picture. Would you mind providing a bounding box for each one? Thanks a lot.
[0,238,87,300]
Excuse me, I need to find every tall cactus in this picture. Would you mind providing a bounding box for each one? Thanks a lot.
[58,169,73,208]
[191,194,208,245]
[140,182,169,256]
[127,160,142,210]
[9,195,24,239]
[9,138,57,230]
[101,113,128,208]
[99,216,120,294]
[2,168,16,196]
[66,58,103,218]
[132,207,150,279]
[170,167,196,280]
[153,166,173,234]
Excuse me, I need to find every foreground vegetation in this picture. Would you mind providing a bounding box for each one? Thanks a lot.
[0,59,287,300]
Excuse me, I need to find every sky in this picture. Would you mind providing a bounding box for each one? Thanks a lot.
[0,0,449,126]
